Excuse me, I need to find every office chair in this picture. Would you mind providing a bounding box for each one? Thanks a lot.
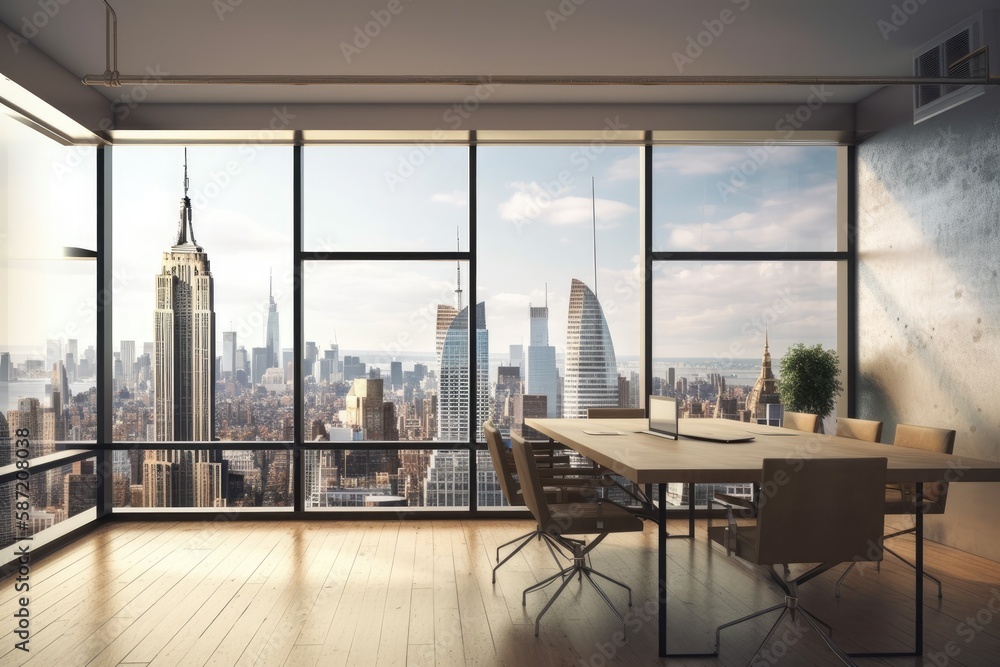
[710,457,888,666]
[836,423,955,599]
[713,415,883,518]
[484,420,610,583]
[782,410,821,433]
[511,433,644,637]
[835,417,883,443]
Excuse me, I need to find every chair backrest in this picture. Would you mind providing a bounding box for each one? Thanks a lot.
[782,411,820,433]
[587,407,646,419]
[836,417,883,443]
[511,433,553,529]
[484,420,523,507]
[754,457,887,566]
[894,424,956,454]
[894,423,956,505]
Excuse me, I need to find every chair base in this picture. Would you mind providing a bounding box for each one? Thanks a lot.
[521,535,632,637]
[493,527,568,584]
[716,595,857,666]
[835,549,942,599]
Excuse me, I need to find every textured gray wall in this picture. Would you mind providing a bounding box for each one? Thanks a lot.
[857,91,1000,561]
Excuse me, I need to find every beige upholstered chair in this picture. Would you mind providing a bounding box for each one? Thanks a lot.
[511,433,643,637]
[484,421,608,583]
[835,417,883,442]
[710,457,888,665]
[836,423,956,599]
[586,407,646,419]
[782,410,821,433]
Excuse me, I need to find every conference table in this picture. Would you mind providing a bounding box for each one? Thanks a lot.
[524,416,1000,659]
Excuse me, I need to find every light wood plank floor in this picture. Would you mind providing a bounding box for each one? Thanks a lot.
[1,519,999,666]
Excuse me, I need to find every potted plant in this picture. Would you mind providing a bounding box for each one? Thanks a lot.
[776,343,843,432]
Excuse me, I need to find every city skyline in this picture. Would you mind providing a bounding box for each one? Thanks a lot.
[7,143,838,365]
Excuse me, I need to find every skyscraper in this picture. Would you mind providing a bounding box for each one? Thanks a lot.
[437,301,489,442]
[251,347,268,385]
[222,331,237,379]
[120,340,135,390]
[265,270,280,370]
[149,152,220,507]
[475,302,489,441]
[744,326,781,423]
[563,279,619,418]
[526,302,558,418]
[154,151,215,442]
[438,305,469,442]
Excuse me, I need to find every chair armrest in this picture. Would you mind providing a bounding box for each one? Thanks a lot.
[713,493,755,511]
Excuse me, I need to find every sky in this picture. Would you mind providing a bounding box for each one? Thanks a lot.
[2,112,840,368]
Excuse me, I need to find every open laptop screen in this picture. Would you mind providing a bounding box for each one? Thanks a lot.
[647,396,678,439]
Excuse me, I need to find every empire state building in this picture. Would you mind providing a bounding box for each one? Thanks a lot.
[154,154,215,443]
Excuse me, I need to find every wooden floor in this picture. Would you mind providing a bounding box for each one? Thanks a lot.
[2,519,999,666]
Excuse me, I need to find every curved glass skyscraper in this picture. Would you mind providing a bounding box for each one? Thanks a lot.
[563,278,618,418]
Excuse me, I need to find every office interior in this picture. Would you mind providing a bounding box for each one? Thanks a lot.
[2,1,1000,665]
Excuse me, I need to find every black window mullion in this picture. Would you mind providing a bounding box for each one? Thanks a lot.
[293,142,305,512]
[468,138,478,512]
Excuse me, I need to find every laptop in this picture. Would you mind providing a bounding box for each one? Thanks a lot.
[641,395,755,443]
[641,396,679,439]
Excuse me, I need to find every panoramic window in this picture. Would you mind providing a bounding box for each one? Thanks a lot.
[652,145,842,507]
[653,145,837,252]
[304,146,469,251]
[1,110,98,549]
[477,146,642,441]
[110,146,292,509]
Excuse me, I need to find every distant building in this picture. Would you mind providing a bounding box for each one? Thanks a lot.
[744,327,781,423]
[563,279,619,418]
[346,378,385,439]
[527,303,558,418]
[148,152,222,507]
[64,460,98,517]
[222,331,237,379]
[153,153,215,442]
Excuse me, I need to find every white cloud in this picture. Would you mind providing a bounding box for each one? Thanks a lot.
[498,181,636,228]
[431,190,468,208]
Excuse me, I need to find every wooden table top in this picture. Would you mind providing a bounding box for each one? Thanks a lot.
[524,417,1000,485]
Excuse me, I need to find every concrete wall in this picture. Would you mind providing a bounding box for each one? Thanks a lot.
[857,91,1000,561]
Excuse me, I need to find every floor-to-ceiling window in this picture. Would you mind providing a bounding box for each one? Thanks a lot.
[1,116,852,536]
[302,145,474,510]
[1,110,99,558]
[110,146,293,510]
[650,145,846,506]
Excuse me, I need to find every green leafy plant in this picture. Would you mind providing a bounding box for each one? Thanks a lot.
[777,343,843,418]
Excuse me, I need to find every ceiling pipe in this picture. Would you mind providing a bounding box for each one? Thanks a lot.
[86,2,994,89]
[100,0,120,87]
[81,73,999,87]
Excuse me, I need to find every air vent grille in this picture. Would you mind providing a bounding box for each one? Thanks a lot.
[912,11,995,124]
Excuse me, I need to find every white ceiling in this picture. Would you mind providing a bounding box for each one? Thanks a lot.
[1,0,997,106]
